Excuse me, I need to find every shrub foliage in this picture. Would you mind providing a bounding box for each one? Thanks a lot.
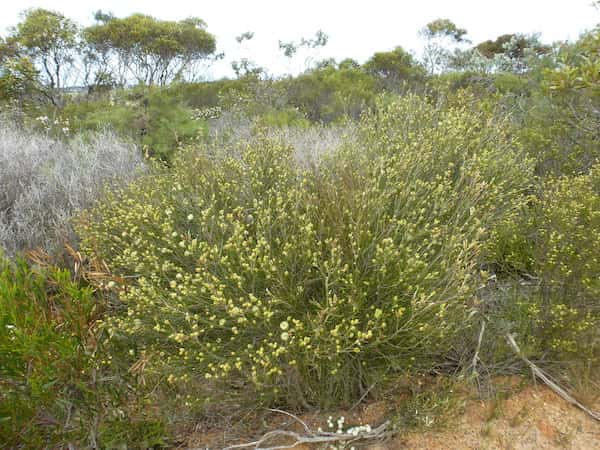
[79,95,533,408]
[0,257,96,447]
[0,121,145,257]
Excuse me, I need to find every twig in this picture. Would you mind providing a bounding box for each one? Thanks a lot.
[222,419,391,450]
[266,408,313,435]
[505,333,600,422]
[472,320,486,375]
[350,382,377,412]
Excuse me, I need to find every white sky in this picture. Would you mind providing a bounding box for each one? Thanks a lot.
[1,1,599,79]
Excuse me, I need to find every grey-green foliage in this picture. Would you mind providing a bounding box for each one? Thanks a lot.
[0,121,145,257]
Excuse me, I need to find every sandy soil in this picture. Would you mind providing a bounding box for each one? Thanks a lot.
[182,380,600,449]
[394,385,600,449]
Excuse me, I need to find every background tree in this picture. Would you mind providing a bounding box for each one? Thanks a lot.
[279,30,329,74]
[364,46,425,88]
[422,18,468,43]
[419,18,469,74]
[84,14,216,86]
[7,9,80,104]
[338,58,360,70]
[450,33,550,74]
[231,31,263,78]
[0,56,39,105]
[475,33,550,71]
[80,11,118,92]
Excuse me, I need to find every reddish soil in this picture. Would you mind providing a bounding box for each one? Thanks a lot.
[395,385,600,449]
[182,380,600,449]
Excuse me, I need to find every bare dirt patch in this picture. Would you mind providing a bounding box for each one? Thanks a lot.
[181,380,599,449]
[395,385,599,450]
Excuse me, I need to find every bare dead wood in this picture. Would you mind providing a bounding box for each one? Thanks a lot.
[472,320,486,375]
[505,333,600,422]
[219,408,391,450]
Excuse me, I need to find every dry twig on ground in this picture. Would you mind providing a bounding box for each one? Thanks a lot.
[220,409,391,450]
[506,333,600,422]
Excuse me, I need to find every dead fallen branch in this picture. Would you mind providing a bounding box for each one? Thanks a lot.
[505,333,600,422]
[221,409,391,450]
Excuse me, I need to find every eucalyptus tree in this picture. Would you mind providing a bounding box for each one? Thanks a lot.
[364,46,425,89]
[450,33,551,74]
[84,13,216,85]
[419,18,469,74]
[3,9,80,104]
[0,38,39,104]
[279,30,329,74]
[231,31,263,78]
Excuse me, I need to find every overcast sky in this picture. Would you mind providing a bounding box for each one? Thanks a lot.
[1,1,599,79]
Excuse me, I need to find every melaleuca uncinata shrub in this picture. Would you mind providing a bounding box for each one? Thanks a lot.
[473,166,600,364]
[536,165,600,302]
[78,94,533,409]
[529,166,600,359]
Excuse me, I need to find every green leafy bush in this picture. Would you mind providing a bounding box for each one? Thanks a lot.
[0,256,97,447]
[0,254,171,448]
[78,94,533,410]
[518,94,599,176]
[60,87,207,161]
[282,65,379,123]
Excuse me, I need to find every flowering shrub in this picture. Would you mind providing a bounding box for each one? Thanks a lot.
[78,94,533,408]
[536,166,600,302]
[480,166,600,362]
[530,166,600,358]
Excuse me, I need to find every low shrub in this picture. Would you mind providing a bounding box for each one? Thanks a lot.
[282,65,379,123]
[518,94,599,176]
[0,253,172,448]
[60,87,208,161]
[471,166,600,369]
[0,122,145,258]
[78,94,533,410]
[0,256,98,447]
[527,166,600,362]
[535,166,600,305]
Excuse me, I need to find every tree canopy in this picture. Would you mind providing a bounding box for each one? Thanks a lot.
[7,9,79,94]
[84,13,216,85]
[476,34,550,60]
[364,46,424,81]
[421,18,468,43]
